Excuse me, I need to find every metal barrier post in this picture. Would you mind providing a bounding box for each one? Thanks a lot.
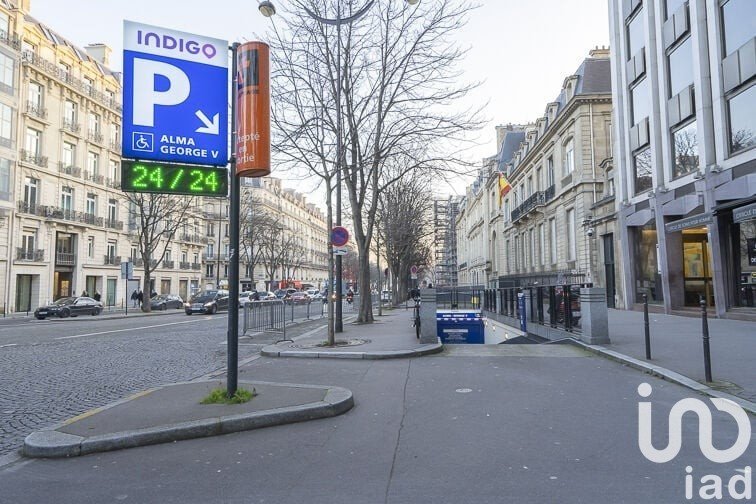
[701,298,712,382]
[643,294,651,359]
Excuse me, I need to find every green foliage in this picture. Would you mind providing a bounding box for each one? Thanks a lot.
[200,387,256,405]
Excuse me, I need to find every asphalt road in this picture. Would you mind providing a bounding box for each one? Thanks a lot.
[0,306,327,457]
[1,345,752,503]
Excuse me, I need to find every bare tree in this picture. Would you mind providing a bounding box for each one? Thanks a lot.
[239,190,277,290]
[269,0,481,323]
[125,193,196,312]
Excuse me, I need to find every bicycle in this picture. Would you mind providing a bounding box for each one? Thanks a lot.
[412,297,421,339]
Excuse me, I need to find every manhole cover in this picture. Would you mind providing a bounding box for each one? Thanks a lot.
[292,339,371,349]
[456,388,473,394]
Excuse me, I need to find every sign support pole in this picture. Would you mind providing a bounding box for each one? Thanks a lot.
[227,42,241,398]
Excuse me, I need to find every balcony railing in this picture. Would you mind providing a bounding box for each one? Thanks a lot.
[163,260,175,269]
[134,258,144,267]
[25,101,48,119]
[179,261,191,270]
[58,162,82,178]
[17,200,44,216]
[56,252,76,266]
[510,185,556,222]
[16,248,44,262]
[104,255,122,266]
[84,171,104,185]
[82,213,104,227]
[19,150,48,168]
[21,51,122,112]
[109,140,121,153]
[0,29,21,51]
[191,263,201,270]
[105,219,123,231]
[62,119,81,134]
[88,130,104,144]
[203,253,216,261]
[106,177,121,189]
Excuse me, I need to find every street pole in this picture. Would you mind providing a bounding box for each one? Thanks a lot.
[643,293,650,359]
[700,297,712,383]
[334,2,344,333]
[227,42,241,398]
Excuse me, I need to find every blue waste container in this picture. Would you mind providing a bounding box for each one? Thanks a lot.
[436,310,484,344]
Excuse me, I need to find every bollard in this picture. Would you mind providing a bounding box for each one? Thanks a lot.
[700,297,713,382]
[643,294,651,360]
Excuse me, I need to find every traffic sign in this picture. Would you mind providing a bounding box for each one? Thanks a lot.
[410,264,418,280]
[120,261,134,280]
[331,226,350,247]
[122,21,228,166]
[333,247,348,256]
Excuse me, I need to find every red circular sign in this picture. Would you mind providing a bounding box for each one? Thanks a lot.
[331,226,350,247]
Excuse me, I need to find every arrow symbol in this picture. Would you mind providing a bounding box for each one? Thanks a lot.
[195,111,220,135]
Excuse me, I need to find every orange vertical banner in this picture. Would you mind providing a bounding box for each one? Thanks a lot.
[235,41,270,178]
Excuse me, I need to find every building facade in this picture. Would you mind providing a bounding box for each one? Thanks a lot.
[609,0,755,317]
[433,195,461,287]
[206,177,329,292]
[0,0,204,313]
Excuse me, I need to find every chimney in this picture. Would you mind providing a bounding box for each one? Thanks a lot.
[589,45,610,59]
[85,43,112,66]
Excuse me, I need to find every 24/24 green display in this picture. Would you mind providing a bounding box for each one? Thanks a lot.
[121,160,228,197]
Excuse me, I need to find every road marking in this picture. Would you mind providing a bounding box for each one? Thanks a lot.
[55,317,214,340]
[0,343,17,348]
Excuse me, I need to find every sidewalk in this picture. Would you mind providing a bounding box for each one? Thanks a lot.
[261,309,442,359]
[603,309,756,402]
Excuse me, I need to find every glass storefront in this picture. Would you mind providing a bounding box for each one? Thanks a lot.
[734,216,756,308]
[682,228,714,307]
[633,223,663,304]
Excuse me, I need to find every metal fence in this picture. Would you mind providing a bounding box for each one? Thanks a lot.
[436,287,484,310]
[241,298,327,338]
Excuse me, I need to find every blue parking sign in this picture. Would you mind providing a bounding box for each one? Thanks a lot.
[122,21,228,166]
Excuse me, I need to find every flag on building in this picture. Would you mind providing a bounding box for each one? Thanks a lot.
[498,172,511,206]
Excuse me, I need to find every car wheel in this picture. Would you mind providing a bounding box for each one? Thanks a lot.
[92,307,101,316]
[209,304,217,315]
[59,308,70,318]
[35,315,45,320]
[162,303,167,311]
[185,311,192,315]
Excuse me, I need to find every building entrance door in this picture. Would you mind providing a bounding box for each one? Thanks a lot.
[16,275,32,312]
[53,271,73,300]
[682,228,715,307]
[603,234,616,308]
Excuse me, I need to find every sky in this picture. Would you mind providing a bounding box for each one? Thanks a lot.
[29,0,609,195]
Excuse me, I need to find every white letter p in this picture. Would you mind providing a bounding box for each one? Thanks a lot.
[132,59,190,127]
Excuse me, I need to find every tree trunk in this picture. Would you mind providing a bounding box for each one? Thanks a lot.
[357,240,373,323]
[142,270,152,313]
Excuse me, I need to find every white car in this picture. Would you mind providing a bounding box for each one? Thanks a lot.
[306,289,322,301]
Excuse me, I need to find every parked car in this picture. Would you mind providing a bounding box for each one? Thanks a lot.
[185,290,229,315]
[239,291,262,307]
[150,294,184,311]
[34,296,103,319]
[261,291,277,300]
[288,291,310,305]
[306,289,322,301]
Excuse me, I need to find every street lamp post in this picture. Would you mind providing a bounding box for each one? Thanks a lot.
[259,0,420,338]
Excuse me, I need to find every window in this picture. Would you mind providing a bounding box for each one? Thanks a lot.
[527,176,533,196]
[206,264,214,277]
[672,121,698,177]
[88,113,100,135]
[721,0,756,56]
[86,193,97,215]
[634,148,653,194]
[727,85,756,153]
[110,124,120,146]
[665,0,686,19]
[547,157,555,187]
[59,62,70,80]
[503,199,509,221]
[131,245,138,261]
[109,159,118,181]
[28,82,42,108]
[108,199,117,222]
[0,158,10,200]
[107,241,117,260]
[563,138,575,174]
[0,11,8,34]
[61,186,74,211]
[63,142,76,167]
[549,218,557,264]
[22,232,36,254]
[0,53,14,93]
[668,37,693,97]
[539,224,545,266]
[24,177,37,205]
[84,76,94,94]
[631,78,650,125]
[207,243,215,257]
[626,8,646,58]
[25,128,41,156]
[64,100,77,125]
[529,229,535,270]
[87,236,95,258]
[88,152,99,175]
[0,102,12,146]
[207,222,215,236]
[166,248,172,262]
[536,167,542,192]
[181,251,188,263]
[566,209,577,261]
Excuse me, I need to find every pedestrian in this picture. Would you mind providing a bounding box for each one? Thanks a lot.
[137,290,143,307]
[81,289,88,297]
[130,290,138,308]
[93,291,101,302]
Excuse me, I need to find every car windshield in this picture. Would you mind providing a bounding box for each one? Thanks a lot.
[191,291,217,302]
[53,297,76,305]
[152,295,168,301]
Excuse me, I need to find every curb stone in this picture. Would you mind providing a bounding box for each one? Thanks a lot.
[260,338,444,360]
[22,380,354,458]
[566,339,756,415]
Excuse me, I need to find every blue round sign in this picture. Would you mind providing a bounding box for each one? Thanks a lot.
[331,226,349,247]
